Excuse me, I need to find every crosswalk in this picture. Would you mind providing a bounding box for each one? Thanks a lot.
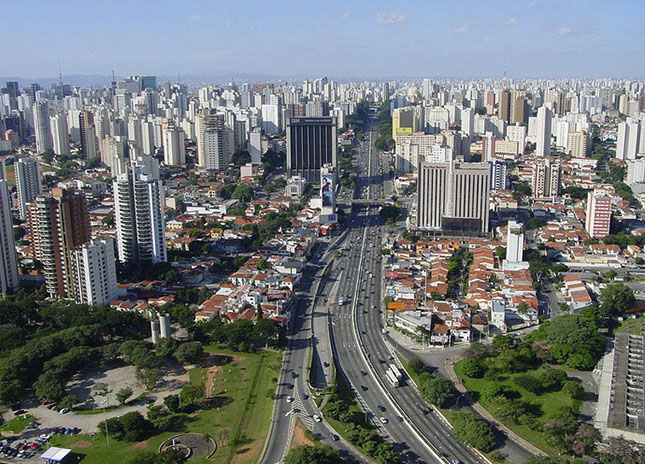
[286,385,314,430]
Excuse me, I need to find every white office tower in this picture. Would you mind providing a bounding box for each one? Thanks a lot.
[141,120,156,156]
[531,161,561,199]
[15,157,42,220]
[490,160,508,191]
[50,113,70,155]
[535,106,552,157]
[71,238,118,305]
[127,117,143,152]
[395,134,447,172]
[627,159,645,185]
[197,110,233,171]
[249,127,263,163]
[261,104,280,134]
[417,161,490,235]
[163,121,185,166]
[461,108,474,138]
[616,119,641,160]
[0,181,19,296]
[114,167,167,264]
[33,101,53,153]
[503,220,529,271]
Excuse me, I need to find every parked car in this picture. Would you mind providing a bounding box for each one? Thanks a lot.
[59,408,69,414]
[313,414,322,423]
[379,416,388,424]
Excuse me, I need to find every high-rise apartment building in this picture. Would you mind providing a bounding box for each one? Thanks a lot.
[286,117,337,184]
[498,90,511,123]
[197,110,234,171]
[531,161,561,198]
[506,221,525,263]
[585,192,612,238]
[71,238,118,305]
[162,120,185,166]
[114,167,167,264]
[535,105,552,157]
[29,188,91,299]
[33,101,53,153]
[490,160,508,191]
[567,131,590,157]
[0,181,19,296]
[79,110,98,158]
[417,161,490,235]
[50,113,70,155]
[15,157,42,220]
[627,159,645,185]
[616,119,641,160]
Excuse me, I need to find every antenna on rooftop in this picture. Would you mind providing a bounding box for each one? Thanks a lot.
[58,60,63,83]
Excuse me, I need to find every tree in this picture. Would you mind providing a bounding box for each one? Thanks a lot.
[116,387,133,405]
[155,338,177,358]
[552,263,569,274]
[174,342,203,364]
[451,411,496,452]
[495,246,506,259]
[635,257,645,265]
[232,184,254,202]
[536,365,567,391]
[136,368,161,390]
[256,258,270,270]
[460,358,486,378]
[407,358,426,376]
[129,449,187,464]
[163,394,180,413]
[565,186,588,200]
[119,411,152,441]
[253,318,278,343]
[179,384,204,407]
[600,283,635,316]
[420,376,456,407]
[58,394,79,410]
[284,444,342,464]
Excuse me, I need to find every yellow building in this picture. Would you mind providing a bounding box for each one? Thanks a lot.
[392,108,415,141]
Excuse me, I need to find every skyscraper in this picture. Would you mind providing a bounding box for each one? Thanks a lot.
[79,110,98,158]
[29,188,91,299]
[71,238,118,305]
[0,181,19,296]
[506,221,525,263]
[616,119,641,160]
[197,110,234,171]
[114,167,167,264]
[531,161,561,199]
[417,161,490,235]
[498,90,511,123]
[535,105,552,157]
[286,117,337,184]
[33,101,53,153]
[163,120,186,166]
[15,157,42,220]
[50,113,70,155]
[585,192,612,239]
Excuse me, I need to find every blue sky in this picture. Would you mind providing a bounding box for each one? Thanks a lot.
[1,0,643,79]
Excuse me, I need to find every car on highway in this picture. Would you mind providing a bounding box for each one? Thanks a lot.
[377,405,385,411]
[330,433,339,441]
[379,416,388,424]
[361,385,368,391]
[286,396,293,403]
[313,414,322,423]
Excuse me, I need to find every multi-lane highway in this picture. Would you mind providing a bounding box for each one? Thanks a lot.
[262,113,534,464]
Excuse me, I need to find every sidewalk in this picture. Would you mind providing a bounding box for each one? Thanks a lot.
[444,356,547,457]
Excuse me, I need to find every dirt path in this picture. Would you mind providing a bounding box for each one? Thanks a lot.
[204,366,222,398]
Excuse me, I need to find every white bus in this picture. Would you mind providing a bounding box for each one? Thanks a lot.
[386,369,400,387]
[389,364,403,381]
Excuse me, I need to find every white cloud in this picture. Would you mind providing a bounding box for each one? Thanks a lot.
[506,16,519,24]
[557,26,573,36]
[375,12,408,24]
[341,12,350,20]
[190,14,201,21]
[454,22,471,33]
[483,36,493,42]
